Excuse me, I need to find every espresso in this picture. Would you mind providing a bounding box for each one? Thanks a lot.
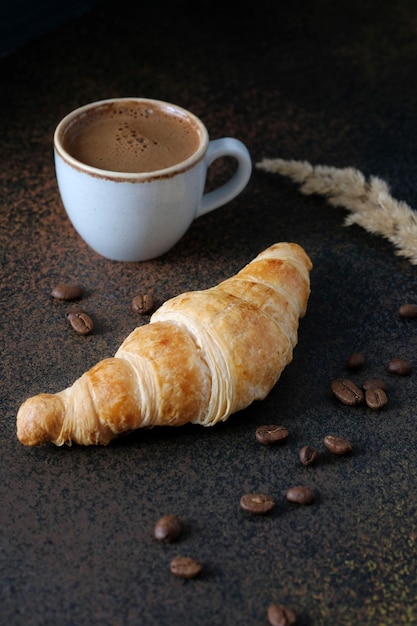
[63,101,201,173]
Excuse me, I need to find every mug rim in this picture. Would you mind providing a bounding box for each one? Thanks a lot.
[54,97,209,182]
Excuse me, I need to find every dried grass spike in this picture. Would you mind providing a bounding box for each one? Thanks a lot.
[256,158,417,265]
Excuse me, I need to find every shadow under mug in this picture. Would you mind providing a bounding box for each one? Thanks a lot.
[54,98,252,262]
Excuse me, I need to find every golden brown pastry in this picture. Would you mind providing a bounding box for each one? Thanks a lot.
[16,242,312,446]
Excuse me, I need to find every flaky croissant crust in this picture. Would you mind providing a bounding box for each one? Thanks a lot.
[16,242,312,446]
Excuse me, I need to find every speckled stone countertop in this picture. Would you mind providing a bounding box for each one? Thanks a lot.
[1,1,417,624]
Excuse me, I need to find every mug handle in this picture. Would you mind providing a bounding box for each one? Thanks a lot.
[196,138,252,217]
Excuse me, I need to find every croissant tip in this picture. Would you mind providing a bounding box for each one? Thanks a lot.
[16,393,64,446]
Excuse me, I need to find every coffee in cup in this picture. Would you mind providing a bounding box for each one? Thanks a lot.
[62,100,201,173]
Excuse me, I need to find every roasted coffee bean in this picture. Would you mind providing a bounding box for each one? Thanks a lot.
[255,424,289,445]
[286,486,315,505]
[132,292,154,314]
[346,352,365,371]
[387,358,412,376]
[154,514,182,543]
[67,310,94,335]
[170,556,202,579]
[324,434,353,455]
[362,378,389,392]
[51,283,82,301]
[365,388,388,410]
[267,603,297,626]
[330,378,364,406]
[398,303,417,318]
[299,445,318,466]
[240,493,276,514]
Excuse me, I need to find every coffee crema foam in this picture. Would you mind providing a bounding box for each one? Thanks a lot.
[63,103,201,173]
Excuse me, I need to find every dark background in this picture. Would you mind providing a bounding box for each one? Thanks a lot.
[1,1,417,624]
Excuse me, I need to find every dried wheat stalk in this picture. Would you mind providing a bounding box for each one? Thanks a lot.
[256,158,417,265]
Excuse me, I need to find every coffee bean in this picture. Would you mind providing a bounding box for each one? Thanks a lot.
[51,283,82,301]
[299,445,318,466]
[398,303,417,318]
[240,493,276,514]
[365,388,388,410]
[67,310,94,335]
[154,514,182,543]
[170,556,202,579]
[286,486,315,505]
[255,424,289,445]
[330,378,364,406]
[346,352,365,371]
[132,292,154,314]
[362,378,389,392]
[323,434,353,455]
[267,603,297,626]
[387,358,412,376]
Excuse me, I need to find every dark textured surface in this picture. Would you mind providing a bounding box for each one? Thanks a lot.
[1,1,417,624]
[0,0,102,57]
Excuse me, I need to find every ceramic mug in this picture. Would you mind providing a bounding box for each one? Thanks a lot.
[53,98,252,261]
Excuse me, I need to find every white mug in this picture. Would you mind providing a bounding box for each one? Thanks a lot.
[54,98,252,261]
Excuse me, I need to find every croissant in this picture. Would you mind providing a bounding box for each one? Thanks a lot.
[16,242,312,446]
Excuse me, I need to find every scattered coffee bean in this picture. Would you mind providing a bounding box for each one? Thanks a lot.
[323,434,353,455]
[51,283,82,301]
[240,493,276,515]
[67,310,94,335]
[398,303,417,318]
[286,486,315,505]
[365,388,388,410]
[132,292,154,314]
[330,378,364,406]
[255,424,289,445]
[346,352,365,371]
[387,358,412,376]
[154,514,182,543]
[170,556,202,579]
[267,603,297,626]
[362,378,389,392]
[299,445,318,466]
